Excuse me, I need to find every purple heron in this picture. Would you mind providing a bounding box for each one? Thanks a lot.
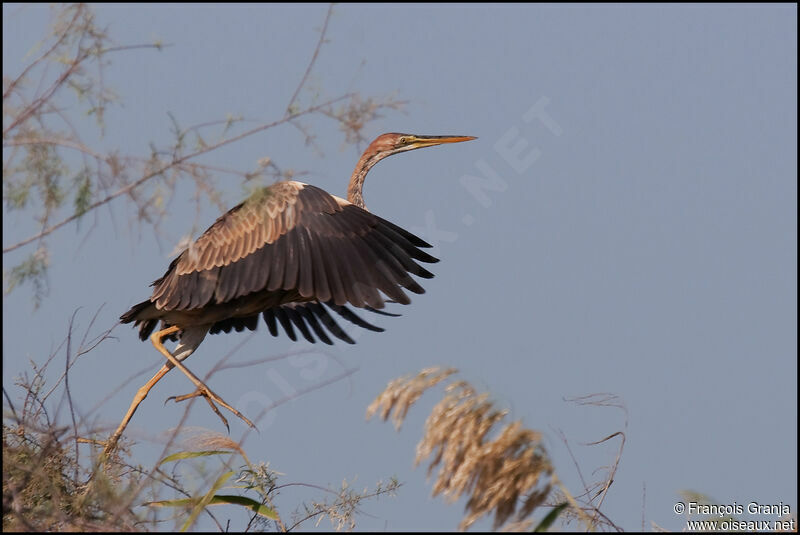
[104,133,475,455]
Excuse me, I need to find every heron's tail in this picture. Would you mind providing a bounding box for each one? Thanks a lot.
[120,300,160,341]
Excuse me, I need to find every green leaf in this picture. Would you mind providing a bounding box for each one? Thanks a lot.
[146,495,277,519]
[181,470,234,531]
[4,176,32,210]
[207,495,277,519]
[72,169,92,219]
[4,247,49,307]
[158,450,235,465]
[533,502,568,532]
[145,498,196,508]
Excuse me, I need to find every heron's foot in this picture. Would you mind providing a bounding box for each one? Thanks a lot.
[166,385,256,432]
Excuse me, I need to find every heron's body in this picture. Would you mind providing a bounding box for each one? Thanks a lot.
[104,133,475,456]
[121,180,438,344]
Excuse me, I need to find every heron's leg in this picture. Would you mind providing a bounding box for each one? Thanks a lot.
[150,326,255,430]
[103,362,174,457]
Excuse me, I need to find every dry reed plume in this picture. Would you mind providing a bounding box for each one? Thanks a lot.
[367,367,554,531]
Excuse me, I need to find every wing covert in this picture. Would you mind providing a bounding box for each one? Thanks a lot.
[150,181,437,312]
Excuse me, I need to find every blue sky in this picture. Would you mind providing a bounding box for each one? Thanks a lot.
[3,4,797,531]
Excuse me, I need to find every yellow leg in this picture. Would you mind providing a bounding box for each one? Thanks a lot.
[102,326,254,458]
[103,362,173,458]
[149,326,255,431]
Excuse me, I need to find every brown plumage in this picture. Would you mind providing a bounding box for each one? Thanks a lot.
[122,182,438,344]
[104,133,475,457]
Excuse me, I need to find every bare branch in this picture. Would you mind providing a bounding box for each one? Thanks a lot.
[5,136,105,160]
[3,94,353,254]
[1,4,83,102]
[286,4,334,115]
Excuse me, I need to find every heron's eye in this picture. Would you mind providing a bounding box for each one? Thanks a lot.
[398,136,407,145]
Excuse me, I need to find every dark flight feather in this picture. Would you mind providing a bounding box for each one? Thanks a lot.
[123,180,437,345]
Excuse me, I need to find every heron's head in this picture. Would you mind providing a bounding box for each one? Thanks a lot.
[367,133,476,159]
[349,133,477,210]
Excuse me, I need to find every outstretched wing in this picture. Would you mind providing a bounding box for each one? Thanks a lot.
[209,301,389,345]
[122,298,396,344]
[149,181,437,312]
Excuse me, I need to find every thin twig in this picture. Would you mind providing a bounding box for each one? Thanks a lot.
[1,4,82,102]
[285,482,398,532]
[3,94,353,254]
[3,386,20,423]
[4,137,105,160]
[286,4,334,115]
[64,309,81,482]
[4,52,86,137]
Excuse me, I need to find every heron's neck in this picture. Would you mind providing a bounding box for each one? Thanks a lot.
[347,151,385,211]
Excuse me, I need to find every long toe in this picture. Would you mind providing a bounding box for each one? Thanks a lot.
[166,386,255,430]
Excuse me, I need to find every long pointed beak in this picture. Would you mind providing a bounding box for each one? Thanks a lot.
[409,135,477,148]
